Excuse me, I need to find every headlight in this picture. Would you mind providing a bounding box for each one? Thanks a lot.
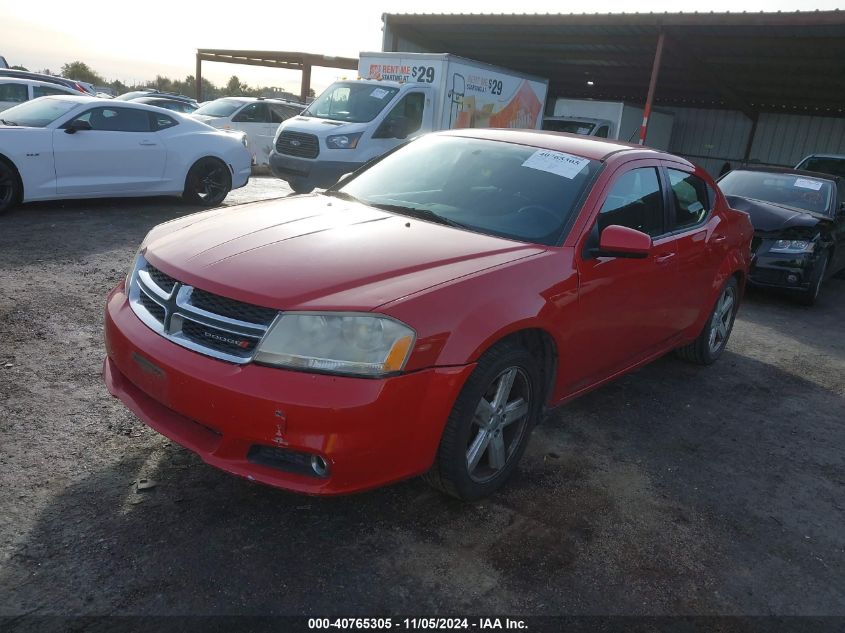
[126,251,144,290]
[254,313,415,377]
[769,239,814,253]
[326,132,363,150]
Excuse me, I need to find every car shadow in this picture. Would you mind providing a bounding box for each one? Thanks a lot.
[3,353,843,618]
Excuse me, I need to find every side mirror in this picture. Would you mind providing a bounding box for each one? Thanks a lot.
[592,225,652,259]
[64,119,92,134]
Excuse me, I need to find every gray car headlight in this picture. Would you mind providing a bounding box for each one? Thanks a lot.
[254,313,415,377]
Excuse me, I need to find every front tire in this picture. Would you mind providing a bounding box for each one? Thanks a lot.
[0,159,21,215]
[424,341,542,500]
[676,276,739,365]
[182,158,232,207]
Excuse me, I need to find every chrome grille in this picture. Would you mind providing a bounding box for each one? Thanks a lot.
[128,257,279,364]
[276,131,319,159]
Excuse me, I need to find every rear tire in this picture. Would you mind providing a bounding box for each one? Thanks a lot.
[423,341,542,500]
[0,159,21,215]
[182,158,231,207]
[676,276,739,365]
[797,252,829,306]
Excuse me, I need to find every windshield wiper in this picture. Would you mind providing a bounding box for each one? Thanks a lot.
[0,119,17,126]
[323,190,360,203]
[368,203,469,229]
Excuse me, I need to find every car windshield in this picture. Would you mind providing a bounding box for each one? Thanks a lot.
[543,119,596,135]
[193,99,243,118]
[336,135,599,246]
[304,82,400,123]
[796,156,845,179]
[0,98,80,127]
[719,170,834,215]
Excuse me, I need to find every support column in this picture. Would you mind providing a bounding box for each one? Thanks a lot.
[300,63,312,104]
[638,31,666,146]
[742,114,759,166]
[195,53,202,102]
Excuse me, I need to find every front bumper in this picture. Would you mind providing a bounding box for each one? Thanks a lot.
[268,151,362,190]
[749,251,814,291]
[103,283,474,495]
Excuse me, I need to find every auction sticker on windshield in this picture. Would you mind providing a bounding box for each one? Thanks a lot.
[522,149,589,179]
[370,88,390,99]
[794,178,823,191]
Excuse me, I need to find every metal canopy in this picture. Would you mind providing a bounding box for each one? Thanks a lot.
[382,11,845,117]
[195,49,358,102]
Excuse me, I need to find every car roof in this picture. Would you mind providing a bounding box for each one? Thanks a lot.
[437,128,676,162]
[0,77,78,91]
[727,165,842,184]
[797,153,845,162]
[210,96,303,106]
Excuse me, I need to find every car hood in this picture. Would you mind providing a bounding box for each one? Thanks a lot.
[726,195,829,234]
[142,195,545,312]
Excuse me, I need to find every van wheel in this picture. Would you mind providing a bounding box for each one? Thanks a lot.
[676,276,739,365]
[423,341,542,500]
[0,159,21,214]
[183,158,231,207]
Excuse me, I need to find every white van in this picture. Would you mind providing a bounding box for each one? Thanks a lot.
[0,78,81,112]
[269,52,548,193]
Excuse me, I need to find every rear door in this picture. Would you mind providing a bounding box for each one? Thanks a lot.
[662,163,726,331]
[53,106,167,195]
[567,161,682,388]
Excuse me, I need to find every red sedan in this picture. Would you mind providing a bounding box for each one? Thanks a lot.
[103,129,752,500]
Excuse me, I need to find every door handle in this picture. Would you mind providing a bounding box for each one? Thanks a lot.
[139,140,157,146]
[655,252,676,265]
[712,234,727,243]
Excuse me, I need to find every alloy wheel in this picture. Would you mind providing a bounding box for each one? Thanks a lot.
[0,164,15,210]
[466,366,531,483]
[194,163,228,203]
[708,284,736,355]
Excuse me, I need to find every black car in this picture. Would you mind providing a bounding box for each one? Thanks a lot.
[718,167,845,305]
[115,90,197,107]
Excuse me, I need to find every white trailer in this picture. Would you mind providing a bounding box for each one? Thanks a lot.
[543,98,674,150]
[269,52,548,193]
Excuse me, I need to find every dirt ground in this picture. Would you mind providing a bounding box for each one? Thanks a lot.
[1,177,843,622]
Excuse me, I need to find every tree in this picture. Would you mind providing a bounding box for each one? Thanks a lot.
[10,65,28,71]
[60,61,104,85]
[224,75,247,96]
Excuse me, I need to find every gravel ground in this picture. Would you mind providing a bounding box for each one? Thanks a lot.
[1,177,843,621]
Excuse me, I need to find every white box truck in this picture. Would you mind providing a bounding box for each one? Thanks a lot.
[543,98,674,150]
[269,52,548,193]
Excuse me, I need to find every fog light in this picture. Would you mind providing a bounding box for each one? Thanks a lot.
[787,274,799,284]
[311,455,329,477]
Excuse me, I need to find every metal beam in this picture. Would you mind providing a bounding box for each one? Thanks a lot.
[638,31,665,146]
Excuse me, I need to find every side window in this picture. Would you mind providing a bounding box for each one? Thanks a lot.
[151,112,178,131]
[33,86,70,98]
[0,83,28,102]
[374,92,425,138]
[598,167,665,237]
[74,107,152,132]
[233,103,269,123]
[595,125,609,138]
[269,104,300,123]
[668,168,710,230]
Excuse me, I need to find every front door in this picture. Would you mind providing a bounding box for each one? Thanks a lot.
[367,89,433,161]
[567,163,682,390]
[53,106,167,195]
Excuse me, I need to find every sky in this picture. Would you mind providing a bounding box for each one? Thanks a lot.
[1,0,841,94]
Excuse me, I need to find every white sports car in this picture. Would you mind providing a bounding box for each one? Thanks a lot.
[0,96,252,214]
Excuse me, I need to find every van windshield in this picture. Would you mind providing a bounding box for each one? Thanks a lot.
[304,82,399,123]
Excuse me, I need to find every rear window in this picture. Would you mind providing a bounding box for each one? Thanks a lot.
[796,157,845,179]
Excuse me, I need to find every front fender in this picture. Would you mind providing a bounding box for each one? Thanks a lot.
[379,250,576,371]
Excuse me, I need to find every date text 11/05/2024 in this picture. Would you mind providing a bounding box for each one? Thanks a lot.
[307,618,527,629]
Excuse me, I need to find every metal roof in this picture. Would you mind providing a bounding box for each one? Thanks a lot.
[382,11,845,117]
